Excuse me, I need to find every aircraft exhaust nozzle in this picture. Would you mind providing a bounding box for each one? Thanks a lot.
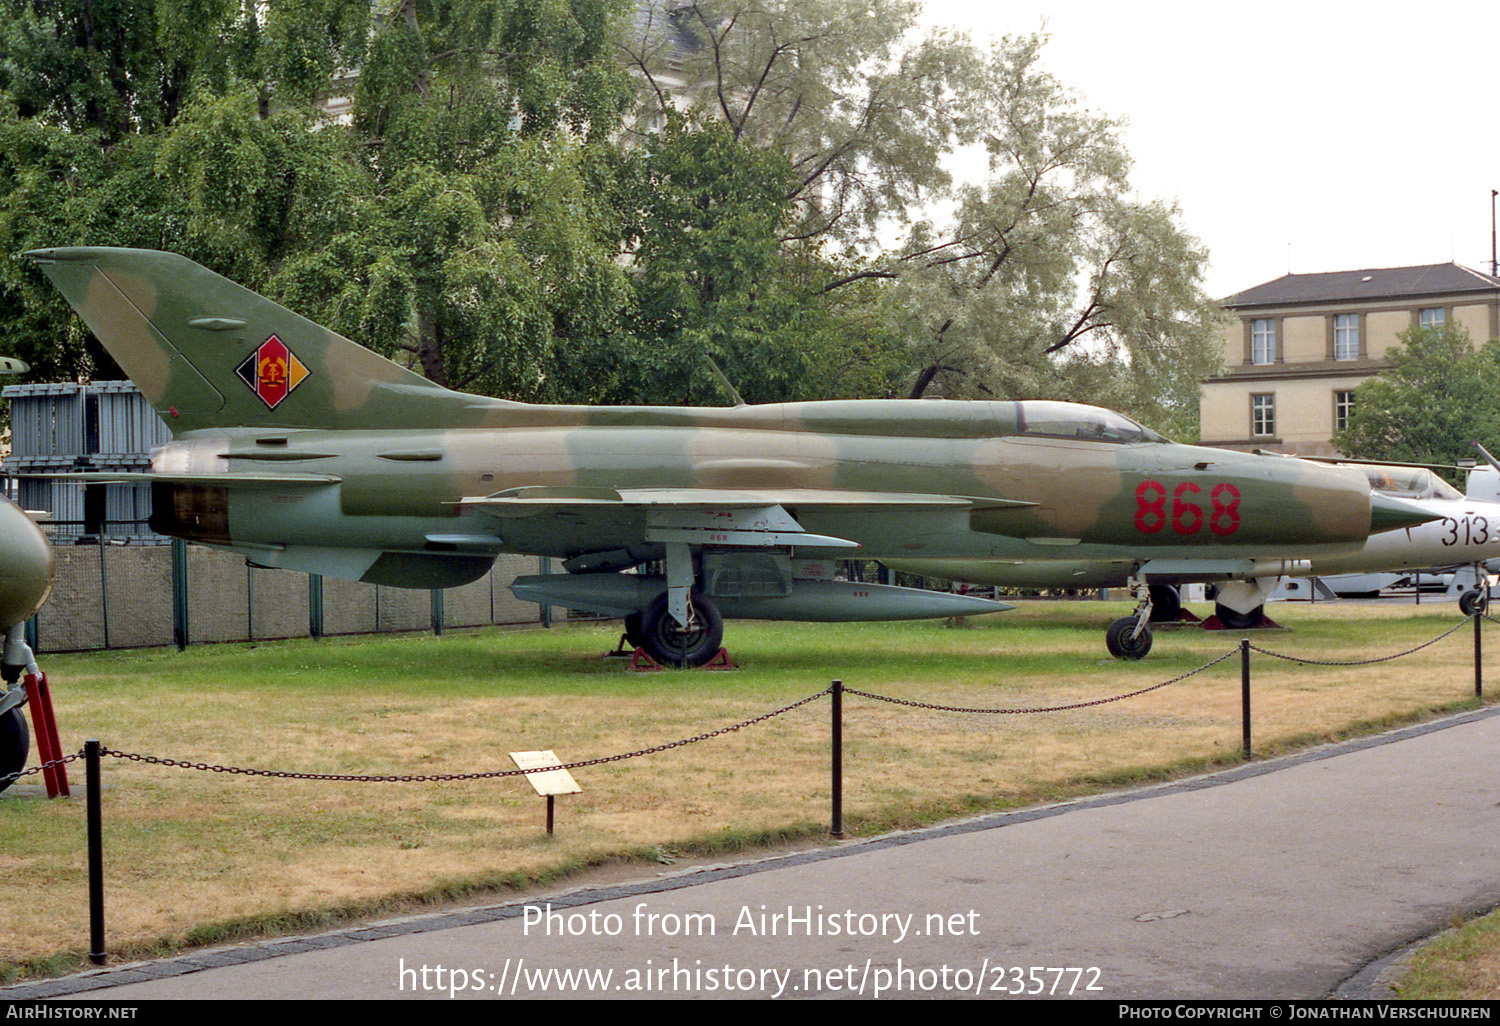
[1368,493,1446,534]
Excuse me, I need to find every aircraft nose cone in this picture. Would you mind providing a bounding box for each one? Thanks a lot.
[1369,493,1446,534]
[0,500,53,627]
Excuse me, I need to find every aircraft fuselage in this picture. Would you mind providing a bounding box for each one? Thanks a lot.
[146,400,1385,587]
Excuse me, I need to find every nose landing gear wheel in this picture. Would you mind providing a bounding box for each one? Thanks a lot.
[1106,617,1153,660]
[0,706,29,794]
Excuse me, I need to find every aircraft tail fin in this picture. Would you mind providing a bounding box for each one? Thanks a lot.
[1468,467,1500,503]
[25,248,491,435]
[1469,443,1500,502]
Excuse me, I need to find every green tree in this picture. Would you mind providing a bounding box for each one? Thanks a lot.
[252,0,635,393]
[0,0,252,143]
[1,0,1217,420]
[269,135,632,398]
[861,37,1222,423]
[621,0,974,248]
[0,0,267,379]
[0,0,637,394]
[1334,324,1500,466]
[582,114,811,404]
[623,11,1220,418]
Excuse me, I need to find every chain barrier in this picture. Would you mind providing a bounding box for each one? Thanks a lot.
[845,647,1240,714]
[91,688,832,783]
[9,614,1484,788]
[1,751,83,788]
[1247,613,1475,666]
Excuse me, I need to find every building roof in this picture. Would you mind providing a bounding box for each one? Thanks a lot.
[1222,262,1500,308]
[634,0,705,67]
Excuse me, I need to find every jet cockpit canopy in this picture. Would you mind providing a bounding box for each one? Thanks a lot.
[1013,400,1166,444]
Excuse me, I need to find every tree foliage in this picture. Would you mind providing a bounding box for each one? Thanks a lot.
[0,0,249,143]
[262,0,636,393]
[621,0,974,247]
[1333,325,1500,466]
[0,0,1220,428]
[623,10,1221,419]
[0,0,638,394]
[862,37,1221,426]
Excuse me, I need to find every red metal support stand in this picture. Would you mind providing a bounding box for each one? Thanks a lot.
[24,672,68,797]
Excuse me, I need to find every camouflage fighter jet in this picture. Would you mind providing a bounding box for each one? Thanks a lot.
[0,499,53,790]
[25,248,1436,666]
[0,359,57,790]
[889,460,1500,658]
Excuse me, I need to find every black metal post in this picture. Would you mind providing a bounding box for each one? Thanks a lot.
[171,538,188,651]
[1240,640,1252,760]
[831,680,844,839]
[539,557,552,628]
[98,547,110,650]
[1491,188,1497,279]
[308,573,324,641]
[1475,609,1483,699]
[86,739,105,965]
[546,795,555,836]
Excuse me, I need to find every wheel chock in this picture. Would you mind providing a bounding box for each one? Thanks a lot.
[699,648,736,670]
[627,647,736,671]
[629,647,663,671]
[1200,613,1281,631]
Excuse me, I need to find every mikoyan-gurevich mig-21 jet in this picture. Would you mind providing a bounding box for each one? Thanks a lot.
[0,498,54,790]
[26,248,1438,666]
[0,358,57,790]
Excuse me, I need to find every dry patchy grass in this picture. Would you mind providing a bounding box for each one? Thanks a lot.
[1396,908,1500,998]
[0,599,1489,980]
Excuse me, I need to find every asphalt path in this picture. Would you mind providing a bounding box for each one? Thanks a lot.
[8,707,1500,1001]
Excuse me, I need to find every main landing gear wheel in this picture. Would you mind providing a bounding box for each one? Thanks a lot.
[1214,603,1263,630]
[623,611,645,649]
[1460,589,1489,616]
[0,706,28,794]
[1147,584,1182,623]
[1106,617,1153,660]
[638,592,724,668]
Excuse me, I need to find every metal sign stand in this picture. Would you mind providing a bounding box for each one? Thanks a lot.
[509,750,581,836]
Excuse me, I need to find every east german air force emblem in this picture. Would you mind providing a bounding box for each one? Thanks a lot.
[236,335,309,409]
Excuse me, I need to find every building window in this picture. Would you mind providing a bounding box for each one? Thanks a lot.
[1251,394,1276,436]
[1250,319,1277,365]
[1419,307,1446,329]
[1333,314,1359,361]
[1334,390,1354,433]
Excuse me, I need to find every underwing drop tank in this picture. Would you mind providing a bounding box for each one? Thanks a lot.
[509,573,1013,621]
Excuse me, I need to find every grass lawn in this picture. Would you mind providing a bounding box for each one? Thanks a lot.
[0,598,1492,985]
[1397,909,1500,998]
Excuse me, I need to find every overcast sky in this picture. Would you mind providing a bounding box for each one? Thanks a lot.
[918,0,1500,298]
